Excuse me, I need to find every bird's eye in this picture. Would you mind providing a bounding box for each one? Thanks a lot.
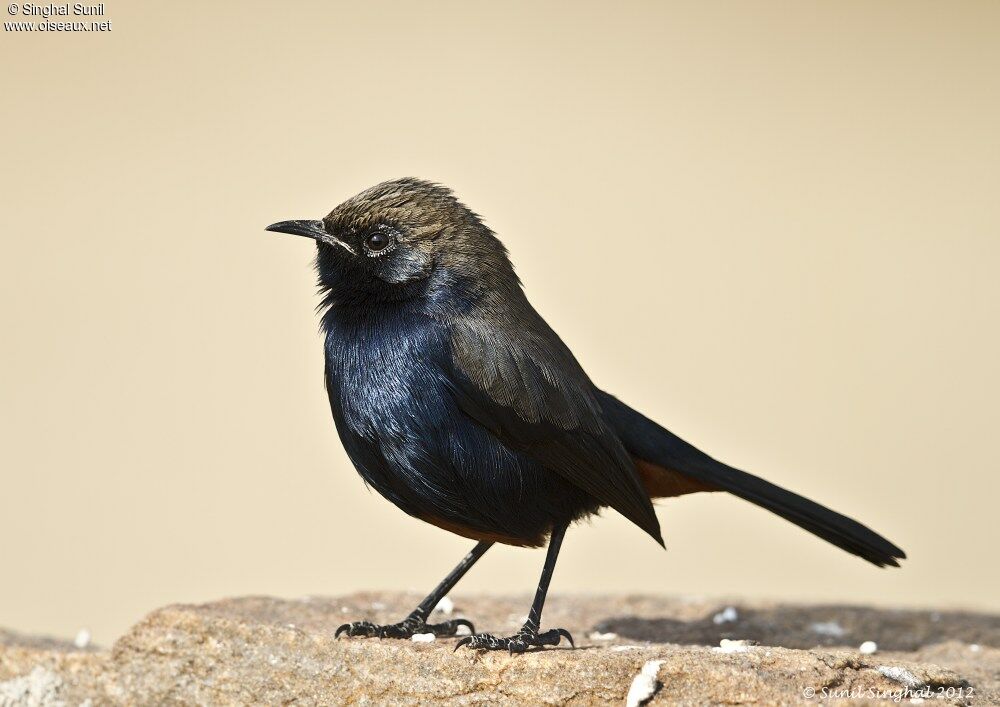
[364,230,394,255]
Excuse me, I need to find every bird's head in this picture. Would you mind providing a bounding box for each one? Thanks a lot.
[267,178,517,310]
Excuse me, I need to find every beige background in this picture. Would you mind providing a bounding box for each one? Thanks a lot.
[2,0,998,646]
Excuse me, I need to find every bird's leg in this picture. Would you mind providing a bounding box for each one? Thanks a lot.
[336,540,492,639]
[455,522,574,653]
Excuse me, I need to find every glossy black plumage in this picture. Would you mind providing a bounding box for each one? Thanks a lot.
[267,178,904,651]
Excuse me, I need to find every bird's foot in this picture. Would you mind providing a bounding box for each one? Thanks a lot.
[336,612,474,639]
[454,624,574,653]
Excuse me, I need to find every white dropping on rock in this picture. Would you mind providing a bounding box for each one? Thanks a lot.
[433,596,454,615]
[74,628,92,649]
[810,621,847,637]
[713,638,757,654]
[970,644,981,653]
[712,606,738,624]
[588,631,618,641]
[859,640,878,655]
[878,666,920,688]
[455,623,472,636]
[411,633,436,643]
[625,659,664,707]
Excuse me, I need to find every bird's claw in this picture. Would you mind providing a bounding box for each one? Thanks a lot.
[336,616,474,639]
[425,618,475,637]
[453,625,574,653]
[335,620,380,638]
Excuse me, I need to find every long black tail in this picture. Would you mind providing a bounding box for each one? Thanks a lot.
[597,390,906,567]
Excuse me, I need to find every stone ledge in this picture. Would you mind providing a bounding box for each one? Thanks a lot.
[1,593,997,705]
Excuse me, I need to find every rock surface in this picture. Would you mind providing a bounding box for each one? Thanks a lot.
[1,593,997,705]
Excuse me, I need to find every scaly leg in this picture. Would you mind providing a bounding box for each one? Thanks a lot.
[336,540,492,639]
[455,522,574,653]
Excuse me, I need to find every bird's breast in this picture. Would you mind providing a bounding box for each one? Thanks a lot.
[323,311,448,430]
[319,307,600,544]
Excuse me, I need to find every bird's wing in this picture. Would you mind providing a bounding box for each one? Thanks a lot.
[441,314,663,545]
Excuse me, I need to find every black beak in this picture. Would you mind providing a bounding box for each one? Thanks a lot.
[265,219,328,240]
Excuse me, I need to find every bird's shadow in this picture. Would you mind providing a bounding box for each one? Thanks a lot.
[593,604,1000,651]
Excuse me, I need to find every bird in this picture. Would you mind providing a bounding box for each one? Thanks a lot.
[266,178,905,653]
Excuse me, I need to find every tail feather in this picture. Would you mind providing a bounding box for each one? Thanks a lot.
[598,390,906,568]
